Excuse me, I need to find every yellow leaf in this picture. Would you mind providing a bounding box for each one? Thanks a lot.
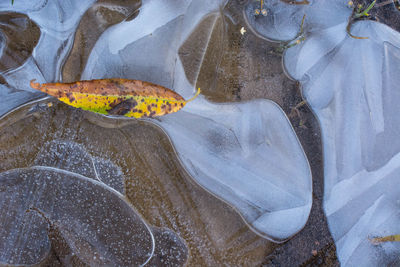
[30,78,200,118]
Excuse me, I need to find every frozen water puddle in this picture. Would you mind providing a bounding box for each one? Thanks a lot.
[245,0,400,265]
[0,0,141,116]
[35,140,125,194]
[157,100,312,241]
[0,0,314,264]
[0,127,189,266]
[244,0,350,42]
[0,167,154,266]
[0,100,270,266]
[82,0,312,242]
[0,124,189,266]
[0,166,188,266]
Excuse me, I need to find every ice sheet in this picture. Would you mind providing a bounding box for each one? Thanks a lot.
[246,0,400,263]
[83,0,312,242]
[0,167,154,266]
[0,0,95,116]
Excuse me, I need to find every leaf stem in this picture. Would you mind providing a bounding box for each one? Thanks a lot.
[186,88,201,102]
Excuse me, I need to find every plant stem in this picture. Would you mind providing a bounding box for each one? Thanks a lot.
[355,0,376,18]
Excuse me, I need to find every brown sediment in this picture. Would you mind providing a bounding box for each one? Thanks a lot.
[0,13,40,73]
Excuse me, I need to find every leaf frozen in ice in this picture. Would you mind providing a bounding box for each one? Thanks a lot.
[82,0,312,242]
[30,78,200,118]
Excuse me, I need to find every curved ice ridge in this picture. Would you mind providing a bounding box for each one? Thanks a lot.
[245,0,400,264]
[0,166,154,266]
[0,0,313,243]
[82,0,312,241]
[156,99,312,241]
[0,0,96,116]
[34,139,125,193]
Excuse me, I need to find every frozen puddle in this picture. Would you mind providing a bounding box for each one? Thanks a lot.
[245,0,400,265]
[83,0,312,242]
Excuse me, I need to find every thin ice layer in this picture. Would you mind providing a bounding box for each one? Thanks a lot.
[0,167,154,266]
[83,0,312,241]
[157,100,312,240]
[281,14,400,267]
[34,140,125,194]
[0,99,268,266]
[244,0,350,42]
[0,0,95,116]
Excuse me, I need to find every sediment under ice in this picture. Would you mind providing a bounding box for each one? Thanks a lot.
[0,167,154,266]
[0,1,313,261]
[244,0,400,265]
[82,0,312,242]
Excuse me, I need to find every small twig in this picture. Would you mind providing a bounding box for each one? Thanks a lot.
[255,0,267,16]
[289,100,308,128]
[346,20,369,39]
[299,14,306,33]
[294,100,306,110]
[346,0,377,39]
[281,0,310,5]
[26,207,53,229]
[276,14,307,52]
[280,0,310,5]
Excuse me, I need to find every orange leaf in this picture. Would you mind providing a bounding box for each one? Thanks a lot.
[30,78,200,118]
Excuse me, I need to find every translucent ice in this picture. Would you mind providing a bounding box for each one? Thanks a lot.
[247,0,400,264]
[34,140,125,194]
[0,0,142,116]
[244,0,350,42]
[0,1,95,116]
[317,23,400,267]
[0,0,313,264]
[0,12,40,73]
[83,0,312,241]
[0,167,154,266]
[62,0,141,82]
[0,100,269,266]
[157,100,312,241]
